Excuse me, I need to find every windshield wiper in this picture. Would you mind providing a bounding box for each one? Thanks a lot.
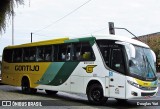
[145,55,155,78]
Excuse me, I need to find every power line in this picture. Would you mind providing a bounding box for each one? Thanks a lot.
[34,27,108,38]
[33,0,92,34]
[77,27,108,36]
[33,33,53,37]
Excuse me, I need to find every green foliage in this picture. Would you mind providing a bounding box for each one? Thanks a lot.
[0,0,24,34]
[147,36,160,57]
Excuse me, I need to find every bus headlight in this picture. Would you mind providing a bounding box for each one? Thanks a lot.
[127,80,139,88]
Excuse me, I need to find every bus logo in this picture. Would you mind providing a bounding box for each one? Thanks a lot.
[83,65,97,73]
[144,83,148,86]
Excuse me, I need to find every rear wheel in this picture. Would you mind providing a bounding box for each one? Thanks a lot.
[87,84,108,105]
[21,78,30,94]
[45,90,58,95]
[21,77,37,94]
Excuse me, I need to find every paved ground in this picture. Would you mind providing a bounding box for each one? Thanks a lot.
[0,84,160,109]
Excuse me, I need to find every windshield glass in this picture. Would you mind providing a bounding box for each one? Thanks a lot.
[129,45,156,80]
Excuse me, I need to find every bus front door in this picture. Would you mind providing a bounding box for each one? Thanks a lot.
[109,71,126,99]
[109,48,126,99]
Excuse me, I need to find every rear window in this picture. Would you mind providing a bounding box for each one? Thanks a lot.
[3,49,13,62]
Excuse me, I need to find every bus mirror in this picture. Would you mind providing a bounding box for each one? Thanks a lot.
[129,44,135,59]
[150,50,156,62]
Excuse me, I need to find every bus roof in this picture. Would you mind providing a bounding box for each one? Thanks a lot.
[92,34,149,48]
[5,37,69,49]
[4,35,149,49]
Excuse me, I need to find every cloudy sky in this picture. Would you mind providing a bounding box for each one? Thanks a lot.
[0,0,160,54]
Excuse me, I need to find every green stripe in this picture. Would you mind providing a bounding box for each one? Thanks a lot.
[64,37,96,45]
[37,62,79,86]
[36,62,65,85]
[64,39,79,43]
[48,62,79,86]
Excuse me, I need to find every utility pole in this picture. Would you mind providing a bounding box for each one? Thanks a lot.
[11,1,14,45]
[12,1,14,45]
[31,32,33,43]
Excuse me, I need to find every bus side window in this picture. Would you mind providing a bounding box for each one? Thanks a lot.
[111,48,125,74]
[99,45,110,67]
[73,42,82,61]
[53,45,59,61]
[29,47,36,62]
[44,45,52,61]
[23,48,30,62]
[37,47,44,61]
[58,44,71,61]
[73,42,95,61]
[13,48,22,62]
[81,42,95,61]
[3,49,13,63]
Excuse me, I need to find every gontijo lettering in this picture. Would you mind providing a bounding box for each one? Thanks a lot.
[15,65,39,71]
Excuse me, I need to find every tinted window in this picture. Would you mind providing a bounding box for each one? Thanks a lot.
[57,44,71,61]
[37,46,44,61]
[29,47,36,61]
[23,48,30,62]
[97,44,110,66]
[44,45,52,61]
[97,40,126,74]
[73,42,95,61]
[23,47,36,62]
[3,49,13,62]
[111,48,125,73]
[53,45,59,61]
[13,48,22,62]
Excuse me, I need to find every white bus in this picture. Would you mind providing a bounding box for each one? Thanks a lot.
[2,35,158,104]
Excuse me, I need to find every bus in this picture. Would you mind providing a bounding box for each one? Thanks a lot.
[1,35,159,104]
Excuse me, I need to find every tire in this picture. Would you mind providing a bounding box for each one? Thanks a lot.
[21,78,37,94]
[116,98,128,103]
[21,78,30,94]
[30,88,37,94]
[45,90,58,95]
[87,84,108,105]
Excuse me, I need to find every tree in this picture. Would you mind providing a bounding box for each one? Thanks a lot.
[0,0,24,34]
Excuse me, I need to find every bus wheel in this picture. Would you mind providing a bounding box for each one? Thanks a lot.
[116,98,128,103]
[45,90,58,95]
[21,78,30,94]
[87,84,108,105]
[30,88,37,94]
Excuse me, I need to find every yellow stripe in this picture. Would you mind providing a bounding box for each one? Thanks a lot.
[135,78,156,87]
[5,37,69,49]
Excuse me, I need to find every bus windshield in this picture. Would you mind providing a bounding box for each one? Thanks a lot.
[129,46,156,80]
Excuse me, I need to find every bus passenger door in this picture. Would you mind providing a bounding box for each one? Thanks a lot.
[109,48,126,99]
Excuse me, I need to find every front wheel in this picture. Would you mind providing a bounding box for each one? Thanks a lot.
[87,84,108,105]
[116,98,128,103]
